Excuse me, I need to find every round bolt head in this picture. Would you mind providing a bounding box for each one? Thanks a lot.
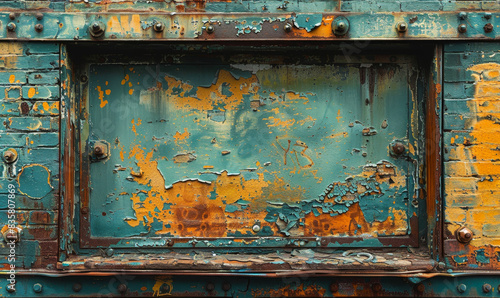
[391,142,405,155]
[284,23,292,32]
[484,23,493,33]
[73,283,82,292]
[485,12,492,20]
[458,24,467,33]
[6,283,15,292]
[416,283,425,293]
[437,262,446,270]
[92,23,100,31]
[206,25,215,34]
[33,283,43,293]
[397,22,408,33]
[9,13,15,20]
[222,282,231,292]
[457,284,466,293]
[35,24,44,32]
[7,22,16,32]
[337,22,346,30]
[330,283,339,293]
[332,16,350,36]
[206,282,215,292]
[36,13,43,20]
[482,283,492,293]
[105,248,114,257]
[94,146,103,155]
[117,284,127,293]
[456,227,473,243]
[3,149,18,163]
[252,224,261,232]
[459,12,467,19]
[154,22,164,32]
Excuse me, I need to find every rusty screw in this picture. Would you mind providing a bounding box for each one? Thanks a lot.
[484,23,493,33]
[72,283,82,292]
[457,284,466,293]
[206,282,215,292]
[117,284,127,294]
[391,142,405,155]
[7,23,16,32]
[372,283,382,293]
[9,13,15,20]
[3,149,17,163]
[396,22,408,33]
[456,227,473,243]
[36,13,43,20]
[415,283,425,293]
[330,283,339,293]
[206,25,215,34]
[222,282,231,292]
[35,24,44,32]
[89,21,106,38]
[482,284,492,293]
[284,23,292,32]
[458,24,467,33]
[153,22,164,32]
[94,145,104,156]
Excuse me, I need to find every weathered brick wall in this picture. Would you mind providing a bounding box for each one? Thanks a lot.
[0,42,59,269]
[444,42,500,268]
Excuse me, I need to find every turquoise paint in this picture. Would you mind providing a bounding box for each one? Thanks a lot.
[293,14,323,32]
[475,249,490,264]
[17,165,53,199]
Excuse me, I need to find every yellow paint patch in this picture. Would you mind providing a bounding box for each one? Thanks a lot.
[8,74,15,84]
[173,128,190,143]
[97,86,108,108]
[27,87,36,98]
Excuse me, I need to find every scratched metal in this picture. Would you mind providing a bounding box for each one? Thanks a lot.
[78,53,419,248]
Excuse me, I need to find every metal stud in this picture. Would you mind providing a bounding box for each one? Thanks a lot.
[459,12,467,20]
[457,284,466,293]
[3,149,18,163]
[482,284,492,293]
[332,16,350,36]
[458,24,467,33]
[153,22,164,32]
[456,227,473,243]
[396,22,408,33]
[35,13,43,20]
[252,224,261,232]
[484,23,493,33]
[117,284,127,294]
[73,283,82,292]
[284,23,292,32]
[9,13,15,20]
[7,23,16,32]
[33,283,43,293]
[35,24,44,32]
[206,25,215,34]
[89,21,106,38]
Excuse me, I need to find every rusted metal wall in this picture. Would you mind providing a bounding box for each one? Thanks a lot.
[0,0,499,296]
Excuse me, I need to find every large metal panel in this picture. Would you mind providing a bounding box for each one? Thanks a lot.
[77,52,420,249]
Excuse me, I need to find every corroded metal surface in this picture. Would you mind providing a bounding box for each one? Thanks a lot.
[72,51,421,250]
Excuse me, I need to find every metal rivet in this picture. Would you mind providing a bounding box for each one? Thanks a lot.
[396,22,408,33]
[437,262,446,270]
[35,24,43,32]
[3,149,18,163]
[89,21,106,38]
[459,12,467,20]
[206,282,215,292]
[485,12,492,20]
[9,13,15,20]
[391,142,405,155]
[484,23,493,33]
[457,284,466,293]
[222,282,231,292]
[105,248,114,257]
[330,283,339,293]
[7,23,16,32]
[252,224,261,232]
[458,24,467,33]
[166,239,174,246]
[482,284,492,293]
[6,283,15,293]
[320,238,328,246]
[33,283,43,293]
[206,25,215,34]
[456,227,473,243]
[332,16,350,36]
[284,23,292,32]
[80,74,88,82]
[73,283,82,292]
[36,13,43,20]
[372,283,382,292]
[153,22,164,32]
[416,283,425,293]
[117,284,127,294]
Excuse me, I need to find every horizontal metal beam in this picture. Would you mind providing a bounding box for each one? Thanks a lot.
[0,11,498,41]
